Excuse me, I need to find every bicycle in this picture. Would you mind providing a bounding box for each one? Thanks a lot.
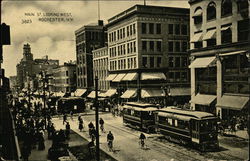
[107,140,113,152]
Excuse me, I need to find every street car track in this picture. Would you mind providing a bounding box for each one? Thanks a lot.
[105,121,202,161]
[105,120,245,161]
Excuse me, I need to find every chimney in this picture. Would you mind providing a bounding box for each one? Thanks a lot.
[98,20,103,26]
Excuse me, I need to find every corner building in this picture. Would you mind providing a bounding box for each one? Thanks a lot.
[75,21,107,92]
[106,5,190,104]
[188,0,249,120]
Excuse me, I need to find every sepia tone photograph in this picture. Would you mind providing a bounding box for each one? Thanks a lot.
[0,0,249,160]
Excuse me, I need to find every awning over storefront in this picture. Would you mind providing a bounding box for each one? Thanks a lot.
[190,32,203,42]
[122,73,138,81]
[103,89,117,97]
[203,29,216,40]
[219,50,247,56]
[74,89,87,97]
[191,94,216,106]
[121,89,137,98]
[216,95,249,111]
[106,74,117,81]
[189,56,216,68]
[141,72,166,80]
[112,73,126,82]
[169,88,191,96]
[87,91,100,98]
[99,92,107,97]
[55,92,65,97]
[141,89,165,98]
[221,25,231,31]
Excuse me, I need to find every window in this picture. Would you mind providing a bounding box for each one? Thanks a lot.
[221,0,232,17]
[237,0,249,13]
[133,24,136,34]
[207,2,216,20]
[168,41,174,52]
[130,25,133,36]
[175,42,180,52]
[157,41,162,52]
[149,23,154,34]
[150,41,154,51]
[207,39,216,47]
[181,72,188,81]
[169,57,174,67]
[181,57,188,67]
[142,57,147,68]
[169,72,174,79]
[182,42,187,52]
[127,43,130,53]
[193,7,203,24]
[157,57,162,67]
[142,23,147,34]
[168,24,174,34]
[194,42,203,48]
[175,24,180,35]
[181,25,188,35]
[117,30,120,40]
[133,41,136,52]
[150,57,154,68]
[175,57,181,67]
[142,41,147,51]
[66,71,68,76]
[175,72,181,81]
[127,26,130,37]
[156,24,161,34]
[238,19,249,42]
[221,25,232,44]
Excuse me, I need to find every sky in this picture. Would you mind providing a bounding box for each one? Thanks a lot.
[1,0,189,77]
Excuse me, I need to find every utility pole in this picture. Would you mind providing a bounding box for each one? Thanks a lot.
[94,76,100,161]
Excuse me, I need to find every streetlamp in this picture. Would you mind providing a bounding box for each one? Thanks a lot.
[94,76,100,161]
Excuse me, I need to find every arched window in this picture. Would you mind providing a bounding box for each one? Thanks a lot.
[193,7,203,24]
[207,2,216,20]
[221,0,232,17]
[237,0,249,11]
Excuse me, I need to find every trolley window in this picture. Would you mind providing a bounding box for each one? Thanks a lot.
[200,119,217,132]
[177,120,189,130]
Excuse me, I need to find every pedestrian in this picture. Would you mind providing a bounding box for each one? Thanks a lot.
[63,114,67,125]
[78,114,82,122]
[79,119,83,132]
[107,131,114,152]
[139,133,146,148]
[70,111,74,120]
[99,118,105,133]
[65,122,70,139]
[38,131,45,150]
[88,122,94,137]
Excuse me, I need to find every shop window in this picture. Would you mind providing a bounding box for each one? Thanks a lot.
[238,19,249,42]
[157,57,162,67]
[175,24,180,35]
[193,7,203,24]
[168,24,173,34]
[181,57,188,67]
[221,0,232,17]
[221,25,232,44]
[169,57,174,67]
[142,57,148,68]
[175,41,180,52]
[168,41,174,52]
[142,41,147,51]
[150,57,154,68]
[169,72,174,80]
[175,72,181,81]
[149,23,154,34]
[157,41,162,52]
[156,24,161,34]
[181,72,188,81]
[150,41,154,51]
[207,2,216,20]
[181,25,188,35]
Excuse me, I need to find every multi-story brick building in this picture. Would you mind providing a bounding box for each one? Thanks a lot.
[92,47,109,91]
[106,5,190,104]
[50,62,76,93]
[188,0,249,119]
[75,20,107,92]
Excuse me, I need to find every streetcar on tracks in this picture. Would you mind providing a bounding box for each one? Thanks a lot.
[156,107,219,151]
[122,102,158,133]
[56,97,86,114]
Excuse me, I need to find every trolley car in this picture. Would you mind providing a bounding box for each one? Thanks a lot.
[156,107,219,151]
[57,97,86,114]
[122,102,158,133]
